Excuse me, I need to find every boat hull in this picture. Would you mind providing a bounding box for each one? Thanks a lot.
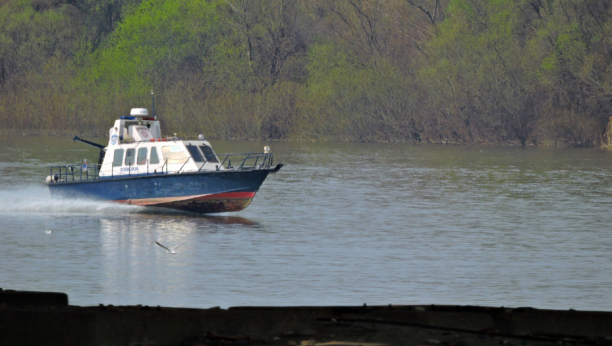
[47,169,273,214]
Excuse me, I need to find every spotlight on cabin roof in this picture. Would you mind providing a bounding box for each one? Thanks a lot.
[130,108,148,117]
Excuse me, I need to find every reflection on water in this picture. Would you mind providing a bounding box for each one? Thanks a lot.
[96,213,265,306]
[1,135,612,310]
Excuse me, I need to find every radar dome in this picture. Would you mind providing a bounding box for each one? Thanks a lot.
[130,108,148,116]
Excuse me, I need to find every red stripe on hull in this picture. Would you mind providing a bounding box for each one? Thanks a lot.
[192,192,255,200]
[115,191,257,214]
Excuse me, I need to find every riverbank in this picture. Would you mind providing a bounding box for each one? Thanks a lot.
[1,131,609,149]
[1,290,611,346]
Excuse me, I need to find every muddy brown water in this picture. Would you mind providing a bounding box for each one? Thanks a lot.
[1,135,611,310]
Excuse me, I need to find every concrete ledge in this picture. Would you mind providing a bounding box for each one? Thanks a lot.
[1,291,611,346]
[0,288,68,307]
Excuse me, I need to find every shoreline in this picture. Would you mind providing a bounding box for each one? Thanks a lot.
[0,132,607,148]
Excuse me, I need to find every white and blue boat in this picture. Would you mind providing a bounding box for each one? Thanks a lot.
[46,108,282,213]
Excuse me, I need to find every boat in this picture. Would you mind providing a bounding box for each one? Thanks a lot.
[45,108,282,213]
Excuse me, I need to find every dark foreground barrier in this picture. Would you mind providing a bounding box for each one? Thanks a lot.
[0,289,68,307]
[1,289,611,346]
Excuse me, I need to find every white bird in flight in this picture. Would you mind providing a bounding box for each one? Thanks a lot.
[155,240,188,254]
[44,230,54,234]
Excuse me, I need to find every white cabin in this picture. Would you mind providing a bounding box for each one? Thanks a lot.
[99,108,223,177]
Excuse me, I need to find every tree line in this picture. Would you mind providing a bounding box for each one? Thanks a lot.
[1,0,611,146]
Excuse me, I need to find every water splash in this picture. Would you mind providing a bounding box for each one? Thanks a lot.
[0,185,145,215]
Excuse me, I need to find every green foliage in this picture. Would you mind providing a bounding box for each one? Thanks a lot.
[301,42,415,141]
[0,0,77,85]
[2,0,612,146]
[417,0,612,145]
[85,0,222,96]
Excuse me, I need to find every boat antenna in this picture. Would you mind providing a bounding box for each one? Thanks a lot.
[151,89,155,118]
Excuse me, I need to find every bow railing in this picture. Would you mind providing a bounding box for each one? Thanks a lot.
[216,152,274,171]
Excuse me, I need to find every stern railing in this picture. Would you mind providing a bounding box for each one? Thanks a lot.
[48,164,101,182]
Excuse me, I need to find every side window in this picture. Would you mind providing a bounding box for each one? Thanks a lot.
[186,145,204,162]
[137,147,148,165]
[113,149,124,167]
[161,146,188,164]
[150,147,160,165]
[199,145,219,163]
[125,149,135,166]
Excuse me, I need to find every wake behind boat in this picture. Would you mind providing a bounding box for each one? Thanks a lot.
[46,107,282,213]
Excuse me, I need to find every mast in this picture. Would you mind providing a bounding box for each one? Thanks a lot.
[151,89,155,118]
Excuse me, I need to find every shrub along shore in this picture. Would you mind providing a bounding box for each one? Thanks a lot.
[1,0,612,146]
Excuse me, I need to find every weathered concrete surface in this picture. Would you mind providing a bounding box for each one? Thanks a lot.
[1,291,612,346]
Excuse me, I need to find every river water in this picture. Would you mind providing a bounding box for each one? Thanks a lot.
[1,135,611,310]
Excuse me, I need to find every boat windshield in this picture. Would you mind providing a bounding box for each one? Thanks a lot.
[186,145,204,162]
[199,145,219,163]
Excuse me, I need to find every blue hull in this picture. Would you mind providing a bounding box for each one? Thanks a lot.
[47,169,273,213]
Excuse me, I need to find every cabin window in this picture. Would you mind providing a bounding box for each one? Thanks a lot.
[161,146,188,164]
[137,148,148,165]
[186,144,204,162]
[125,149,135,166]
[199,145,219,163]
[150,147,160,165]
[113,149,124,167]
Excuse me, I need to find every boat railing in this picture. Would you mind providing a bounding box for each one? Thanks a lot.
[177,157,193,174]
[217,152,274,171]
[48,164,101,182]
[160,158,169,174]
[176,152,274,173]
[48,152,274,182]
